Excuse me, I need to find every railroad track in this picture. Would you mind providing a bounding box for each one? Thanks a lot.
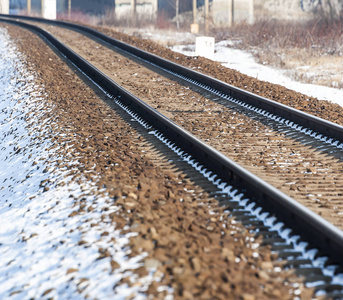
[1,15,343,297]
[9,15,343,231]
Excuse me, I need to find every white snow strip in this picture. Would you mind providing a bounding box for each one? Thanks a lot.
[0,27,162,300]
[171,41,343,107]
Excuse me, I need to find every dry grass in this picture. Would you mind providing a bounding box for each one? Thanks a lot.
[213,17,343,88]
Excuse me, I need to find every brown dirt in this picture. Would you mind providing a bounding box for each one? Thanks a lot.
[0,23,313,299]
[29,22,343,231]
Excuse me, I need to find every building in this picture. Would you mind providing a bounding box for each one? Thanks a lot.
[212,0,311,26]
[115,0,158,19]
[7,0,322,26]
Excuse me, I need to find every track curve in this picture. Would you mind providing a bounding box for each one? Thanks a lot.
[1,16,343,297]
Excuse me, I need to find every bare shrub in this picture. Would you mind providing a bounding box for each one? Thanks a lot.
[156,10,174,29]
[215,17,343,55]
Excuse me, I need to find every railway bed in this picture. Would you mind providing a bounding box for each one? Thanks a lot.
[1,16,343,299]
[6,15,343,231]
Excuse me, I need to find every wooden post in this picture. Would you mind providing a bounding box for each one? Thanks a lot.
[27,0,31,14]
[190,0,199,33]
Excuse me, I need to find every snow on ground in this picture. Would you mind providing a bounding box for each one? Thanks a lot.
[172,41,343,107]
[0,28,160,299]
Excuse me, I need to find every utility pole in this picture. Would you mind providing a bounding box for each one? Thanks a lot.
[229,0,233,27]
[68,0,71,18]
[176,0,179,29]
[131,0,136,27]
[27,0,31,14]
[204,0,209,33]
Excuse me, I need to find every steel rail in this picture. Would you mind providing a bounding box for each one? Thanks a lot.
[1,13,343,146]
[1,17,343,267]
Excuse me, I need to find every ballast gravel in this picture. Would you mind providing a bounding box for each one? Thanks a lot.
[34,21,343,231]
[0,23,315,299]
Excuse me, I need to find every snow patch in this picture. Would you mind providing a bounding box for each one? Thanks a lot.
[171,41,343,107]
[0,27,161,300]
